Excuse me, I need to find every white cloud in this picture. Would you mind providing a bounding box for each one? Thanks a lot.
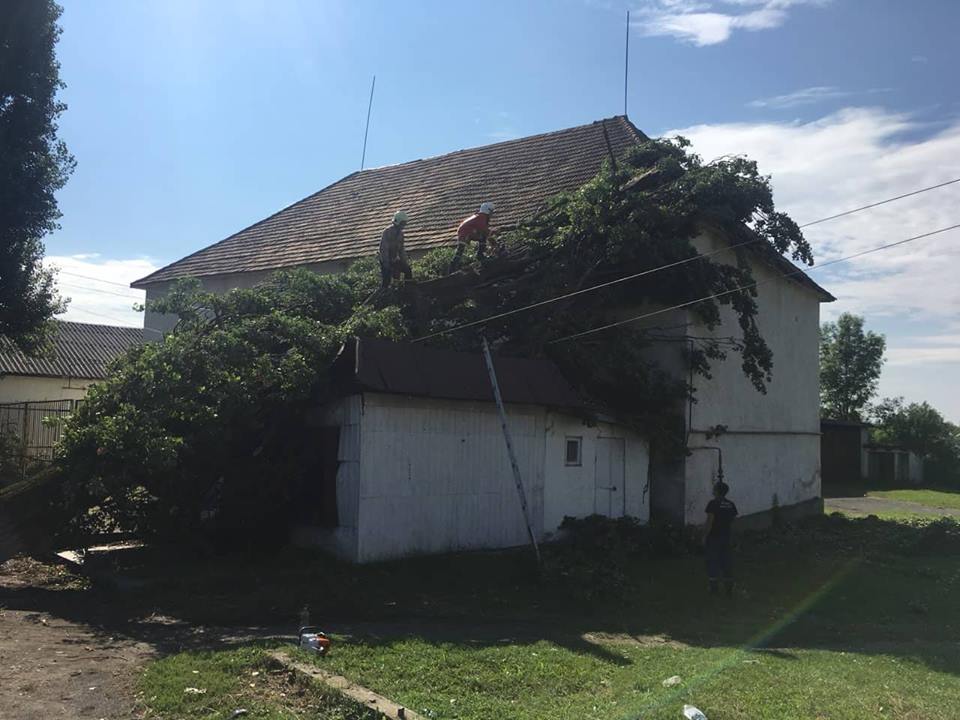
[748,86,891,109]
[44,255,160,328]
[668,107,960,417]
[634,0,829,46]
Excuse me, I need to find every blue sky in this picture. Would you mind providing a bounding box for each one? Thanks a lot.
[47,0,960,419]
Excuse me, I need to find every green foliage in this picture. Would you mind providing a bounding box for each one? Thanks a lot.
[0,1,73,352]
[873,398,960,485]
[820,313,886,421]
[56,268,403,545]
[56,137,814,544]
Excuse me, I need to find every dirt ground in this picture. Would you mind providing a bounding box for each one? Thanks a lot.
[0,557,155,720]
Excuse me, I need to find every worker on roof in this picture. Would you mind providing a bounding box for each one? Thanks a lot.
[450,202,495,272]
[379,210,412,288]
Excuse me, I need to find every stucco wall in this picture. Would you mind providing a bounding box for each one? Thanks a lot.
[0,375,94,404]
[682,231,824,524]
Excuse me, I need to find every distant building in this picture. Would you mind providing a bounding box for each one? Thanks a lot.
[0,320,142,404]
[820,419,923,488]
[0,321,142,464]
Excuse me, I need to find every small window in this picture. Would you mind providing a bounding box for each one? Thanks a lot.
[565,437,582,466]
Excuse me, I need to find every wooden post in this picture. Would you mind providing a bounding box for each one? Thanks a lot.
[480,336,542,568]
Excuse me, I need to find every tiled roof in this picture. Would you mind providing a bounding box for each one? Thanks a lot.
[331,337,584,410]
[133,116,647,288]
[0,321,143,380]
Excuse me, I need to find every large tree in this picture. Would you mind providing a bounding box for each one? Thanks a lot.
[820,313,885,421]
[0,0,73,352]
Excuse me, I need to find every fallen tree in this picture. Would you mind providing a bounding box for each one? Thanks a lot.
[41,137,813,546]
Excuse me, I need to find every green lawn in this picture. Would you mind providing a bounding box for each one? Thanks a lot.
[136,515,960,719]
[868,487,960,511]
[141,646,378,719]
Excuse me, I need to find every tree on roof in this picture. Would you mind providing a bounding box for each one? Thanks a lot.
[45,136,815,545]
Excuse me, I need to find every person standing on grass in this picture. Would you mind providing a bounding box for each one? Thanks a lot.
[704,481,738,596]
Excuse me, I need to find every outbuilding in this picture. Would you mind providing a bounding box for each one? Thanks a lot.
[294,338,649,563]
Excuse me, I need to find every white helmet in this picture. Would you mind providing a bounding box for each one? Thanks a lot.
[393,210,408,225]
[479,202,495,215]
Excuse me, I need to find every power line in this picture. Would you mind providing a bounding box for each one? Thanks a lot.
[413,177,960,342]
[55,269,143,289]
[59,282,143,299]
[548,223,960,345]
[798,177,960,229]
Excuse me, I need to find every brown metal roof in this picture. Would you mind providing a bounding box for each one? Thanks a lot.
[133,116,647,288]
[0,321,143,380]
[331,337,583,410]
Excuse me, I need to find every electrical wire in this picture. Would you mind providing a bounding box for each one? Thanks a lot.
[59,282,143,299]
[548,223,960,345]
[56,269,142,289]
[798,177,960,229]
[412,177,960,342]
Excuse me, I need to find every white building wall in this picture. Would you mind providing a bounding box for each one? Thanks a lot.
[355,393,547,563]
[332,394,651,563]
[0,375,94,404]
[542,415,649,535]
[683,231,824,523]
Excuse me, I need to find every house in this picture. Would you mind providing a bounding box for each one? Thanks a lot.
[132,116,833,538]
[0,320,142,404]
[295,337,649,563]
[0,320,141,467]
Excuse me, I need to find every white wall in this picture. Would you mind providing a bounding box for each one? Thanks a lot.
[682,230,825,523]
[313,394,650,563]
[542,414,649,535]
[355,393,547,562]
[0,375,94,404]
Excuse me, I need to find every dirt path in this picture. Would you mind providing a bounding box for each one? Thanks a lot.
[0,557,158,719]
[826,495,960,517]
[0,608,154,719]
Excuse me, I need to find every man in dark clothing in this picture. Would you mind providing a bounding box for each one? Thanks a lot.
[704,481,738,596]
[379,211,412,288]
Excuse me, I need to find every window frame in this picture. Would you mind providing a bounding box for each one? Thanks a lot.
[564,436,583,467]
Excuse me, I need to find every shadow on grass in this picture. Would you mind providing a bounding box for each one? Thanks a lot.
[2,513,959,677]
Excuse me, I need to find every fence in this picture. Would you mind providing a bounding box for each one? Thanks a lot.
[0,399,77,484]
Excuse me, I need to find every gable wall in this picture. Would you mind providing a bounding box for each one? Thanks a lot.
[682,231,823,523]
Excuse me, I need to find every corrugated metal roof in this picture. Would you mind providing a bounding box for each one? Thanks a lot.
[332,337,583,410]
[132,117,647,287]
[0,321,143,380]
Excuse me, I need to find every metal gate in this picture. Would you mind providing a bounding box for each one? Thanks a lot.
[0,399,77,484]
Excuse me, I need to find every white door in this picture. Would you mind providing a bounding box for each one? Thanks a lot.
[594,437,626,518]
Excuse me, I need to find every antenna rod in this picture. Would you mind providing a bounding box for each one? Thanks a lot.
[361,75,376,170]
[624,11,630,117]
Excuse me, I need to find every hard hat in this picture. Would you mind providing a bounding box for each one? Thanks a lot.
[393,210,408,225]
[479,202,495,215]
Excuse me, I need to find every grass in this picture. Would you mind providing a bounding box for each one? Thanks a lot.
[868,487,960,511]
[141,645,378,719]
[134,514,960,719]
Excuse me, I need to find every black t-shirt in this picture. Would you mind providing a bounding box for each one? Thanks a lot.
[706,498,738,541]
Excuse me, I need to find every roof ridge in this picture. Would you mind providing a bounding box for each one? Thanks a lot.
[357,116,630,173]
